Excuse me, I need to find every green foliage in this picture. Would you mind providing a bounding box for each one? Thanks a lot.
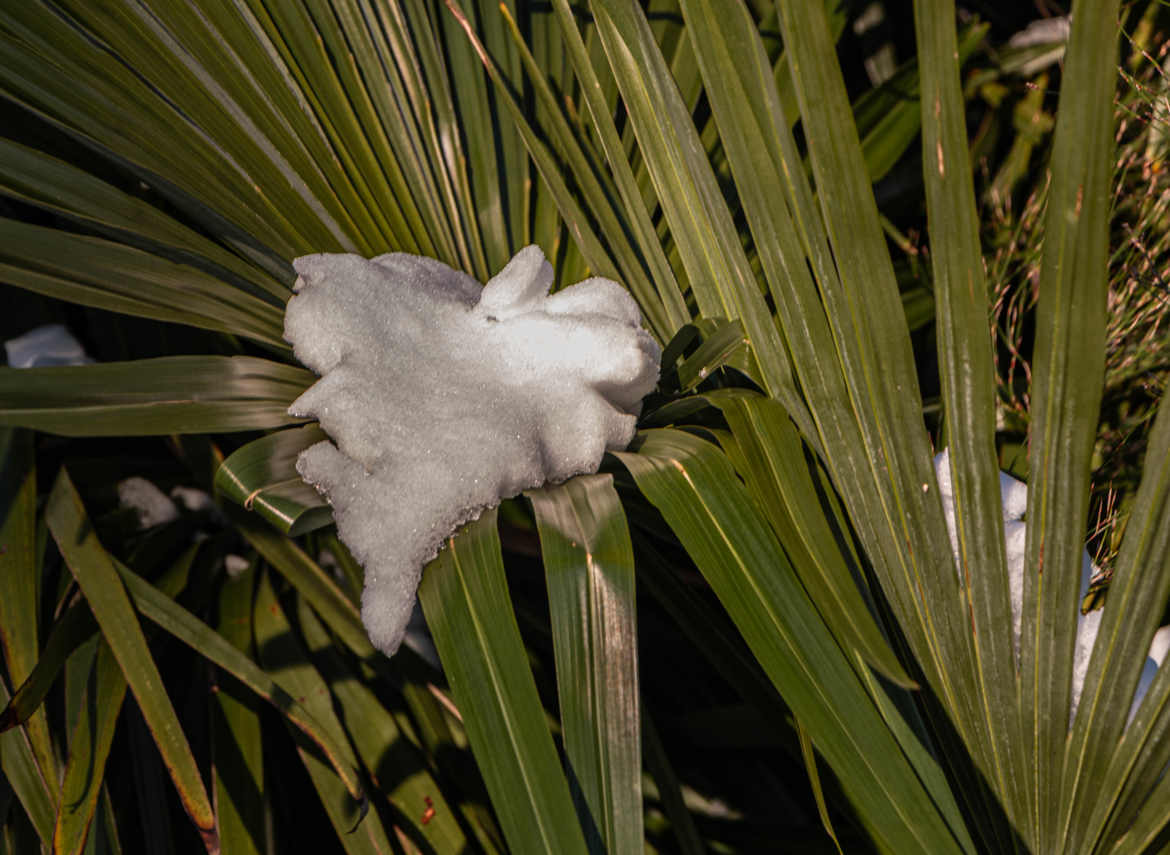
[2,1,1169,853]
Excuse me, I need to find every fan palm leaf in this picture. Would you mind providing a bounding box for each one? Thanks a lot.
[1,0,1167,853]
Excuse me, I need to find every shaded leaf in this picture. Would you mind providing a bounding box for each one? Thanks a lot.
[0,357,311,436]
[45,469,217,853]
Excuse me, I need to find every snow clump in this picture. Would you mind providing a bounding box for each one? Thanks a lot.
[284,246,660,656]
[933,449,1170,719]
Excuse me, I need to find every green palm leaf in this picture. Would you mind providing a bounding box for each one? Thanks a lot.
[419,510,589,855]
[45,469,218,853]
[2,0,1168,850]
[529,474,642,854]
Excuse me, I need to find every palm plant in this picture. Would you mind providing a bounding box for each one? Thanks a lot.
[1,1,1168,853]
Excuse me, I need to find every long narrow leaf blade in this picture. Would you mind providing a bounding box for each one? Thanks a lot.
[587,0,795,404]
[418,510,589,855]
[528,474,642,855]
[0,357,311,436]
[54,643,126,855]
[112,558,365,805]
[210,566,266,855]
[615,429,974,853]
[914,0,1025,834]
[1020,0,1119,846]
[44,468,218,853]
[251,573,385,852]
[0,429,55,782]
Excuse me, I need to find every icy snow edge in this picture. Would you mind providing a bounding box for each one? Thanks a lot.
[284,246,660,656]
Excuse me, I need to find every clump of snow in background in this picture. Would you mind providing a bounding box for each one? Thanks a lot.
[4,323,92,368]
[934,449,1170,719]
[117,477,180,529]
[284,246,660,656]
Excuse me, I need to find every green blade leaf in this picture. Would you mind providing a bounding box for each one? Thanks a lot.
[547,0,692,336]
[0,219,287,351]
[232,510,373,659]
[0,429,55,782]
[587,0,797,405]
[210,565,266,855]
[1017,0,1118,846]
[44,468,218,853]
[528,474,642,855]
[54,642,126,855]
[1064,396,1170,850]
[615,429,974,853]
[54,542,195,855]
[0,357,311,436]
[252,572,385,852]
[418,510,589,855]
[772,6,1000,828]
[795,717,843,855]
[914,0,1026,836]
[710,395,912,688]
[0,138,292,304]
[0,678,54,846]
[295,598,472,854]
[214,425,332,536]
[0,596,95,735]
[112,557,365,806]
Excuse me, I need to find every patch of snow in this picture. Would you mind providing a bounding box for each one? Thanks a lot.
[1007,16,1070,49]
[117,476,180,529]
[170,486,215,514]
[4,323,92,368]
[223,554,250,578]
[934,449,1166,720]
[284,246,660,656]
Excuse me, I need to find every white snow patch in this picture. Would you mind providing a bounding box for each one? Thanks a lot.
[934,449,1166,719]
[284,246,660,656]
[170,486,215,514]
[223,554,250,578]
[5,323,92,368]
[117,476,180,529]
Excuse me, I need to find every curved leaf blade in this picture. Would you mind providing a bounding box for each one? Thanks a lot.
[214,425,332,536]
[53,642,125,855]
[112,557,365,805]
[0,219,288,350]
[0,677,54,846]
[210,565,266,855]
[295,599,471,853]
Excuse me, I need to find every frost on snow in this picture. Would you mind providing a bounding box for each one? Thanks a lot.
[934,449,1170,718]
[284,246,660,656]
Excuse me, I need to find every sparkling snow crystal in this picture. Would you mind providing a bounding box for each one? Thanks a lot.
[934,449,1170,718]
[284,246,660,656]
